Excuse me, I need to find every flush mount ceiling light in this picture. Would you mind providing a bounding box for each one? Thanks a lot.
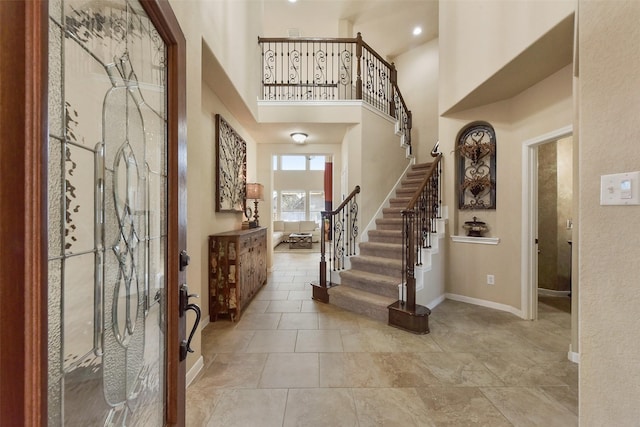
[413,26,422,36]
[291,132,308,144]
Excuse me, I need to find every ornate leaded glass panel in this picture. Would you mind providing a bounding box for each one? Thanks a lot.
[47,0,168,424]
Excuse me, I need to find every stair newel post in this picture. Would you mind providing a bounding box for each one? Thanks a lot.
[355,32,363,100]
[313,211,330,303]
[320,211,328,286]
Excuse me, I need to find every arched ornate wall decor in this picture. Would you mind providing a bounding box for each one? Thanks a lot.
[457,122,496,209]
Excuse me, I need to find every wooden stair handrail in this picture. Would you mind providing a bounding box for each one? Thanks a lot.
[324,185,360,216]
[405,155,442,210]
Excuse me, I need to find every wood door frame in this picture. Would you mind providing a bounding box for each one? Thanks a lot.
[0,0,48,424]
[0,0,187,425]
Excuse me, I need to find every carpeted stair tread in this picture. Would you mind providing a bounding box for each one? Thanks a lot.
[328,285,396,323]
[339,269,400,298]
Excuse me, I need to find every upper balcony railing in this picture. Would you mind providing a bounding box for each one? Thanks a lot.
[258,33,412,153]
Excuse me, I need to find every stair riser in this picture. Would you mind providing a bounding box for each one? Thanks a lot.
[375,222,403,231]
[350,258,402,278]
[401,183,422,190]
[359,246,403,260]
[330,292,389,323]
[407,172,428,179]
[368,234,403,245]
[339,275,399,299]
[396,188,417,199]
[389,200,410,208]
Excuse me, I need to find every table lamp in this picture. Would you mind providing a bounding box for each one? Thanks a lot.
[245,183,264,227]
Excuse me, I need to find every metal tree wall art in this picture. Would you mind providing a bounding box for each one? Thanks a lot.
[216,114,247,212]
[457,123,496,209]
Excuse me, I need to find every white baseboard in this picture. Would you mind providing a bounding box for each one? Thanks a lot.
[568,344,580,364]
[186,355,204,387]
[200,315,210,330]
[445,293,524,318]
[426,294,446,310]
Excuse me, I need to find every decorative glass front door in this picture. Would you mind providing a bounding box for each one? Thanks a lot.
[48,0,169,424]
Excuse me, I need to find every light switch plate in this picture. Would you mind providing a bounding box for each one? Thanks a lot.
[600,171,640,205]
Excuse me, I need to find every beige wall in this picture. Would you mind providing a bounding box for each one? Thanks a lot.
[393,38,439,163]
[439,0,574,112]
[440,64,573,310]
[169,0,263,373]
[198,0,263,117]
[578,1,640,423]
[359,107,413,229]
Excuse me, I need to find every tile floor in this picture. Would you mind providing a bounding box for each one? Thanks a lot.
[187,252,577,426]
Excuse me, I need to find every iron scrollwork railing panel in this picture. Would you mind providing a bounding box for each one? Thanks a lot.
[400,155,442,308]
[318,186,360,287]
[361,48,391,115]
[260,39,356,101]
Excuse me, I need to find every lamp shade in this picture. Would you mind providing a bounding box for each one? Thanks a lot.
[246,183,264,201]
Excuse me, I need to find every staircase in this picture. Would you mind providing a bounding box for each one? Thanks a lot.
[328,162,436,322]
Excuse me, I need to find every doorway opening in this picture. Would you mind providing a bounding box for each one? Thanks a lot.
[271,154,332,255]
[537,137,573,315]
[521,125,573,320]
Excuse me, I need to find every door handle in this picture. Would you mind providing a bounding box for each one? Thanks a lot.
[179,284,201,361]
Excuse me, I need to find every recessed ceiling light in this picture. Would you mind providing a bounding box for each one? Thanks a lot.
[288,0,297,3]
[413,26,422,36]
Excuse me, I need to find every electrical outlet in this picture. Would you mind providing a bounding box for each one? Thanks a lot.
[487,274,495,285]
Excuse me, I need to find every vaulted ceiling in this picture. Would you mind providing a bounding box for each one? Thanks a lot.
[204,1,439,146]
[263,0,439,60]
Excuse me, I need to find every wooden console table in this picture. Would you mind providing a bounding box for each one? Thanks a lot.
[208,227,267,321]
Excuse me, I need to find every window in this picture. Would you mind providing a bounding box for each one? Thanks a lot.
[280,191,306,221]
[309,156,325,171]
[272,155,278,171]
[309,190,325,224]
[281,155,305,170]
[272,190,277,220]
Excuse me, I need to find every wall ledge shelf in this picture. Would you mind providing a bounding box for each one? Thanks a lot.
[450,235,500,245]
